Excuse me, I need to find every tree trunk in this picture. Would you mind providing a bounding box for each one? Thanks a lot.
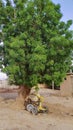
[52,80,54,90]
[18,85,31,99]
[15,85,31,110]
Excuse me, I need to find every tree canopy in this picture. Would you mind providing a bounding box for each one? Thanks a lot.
[0,0,73,88]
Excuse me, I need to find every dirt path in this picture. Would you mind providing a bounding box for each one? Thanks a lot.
[0,88,73,130]
[0,106,73,130]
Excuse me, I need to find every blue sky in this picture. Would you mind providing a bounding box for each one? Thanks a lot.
[52,0,73,30]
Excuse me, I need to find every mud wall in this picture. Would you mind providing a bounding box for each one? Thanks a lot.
[60,73,73,97]
[0,80,18,89]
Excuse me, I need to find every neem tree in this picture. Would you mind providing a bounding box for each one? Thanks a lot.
[0,0,73,98]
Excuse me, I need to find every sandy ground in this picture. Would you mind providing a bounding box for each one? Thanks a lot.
[0,88,73,130]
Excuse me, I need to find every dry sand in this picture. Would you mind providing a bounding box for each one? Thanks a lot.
[0,88,73,130]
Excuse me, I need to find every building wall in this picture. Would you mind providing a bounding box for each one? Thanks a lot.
[60,73,73,97]
[0,80,18,89]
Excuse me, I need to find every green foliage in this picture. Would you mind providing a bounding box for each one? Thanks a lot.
[0,0,73,88]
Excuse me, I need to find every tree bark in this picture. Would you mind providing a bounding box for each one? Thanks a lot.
[52,80,54,90]
[18,85,31,100]
[15,85,31,109]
